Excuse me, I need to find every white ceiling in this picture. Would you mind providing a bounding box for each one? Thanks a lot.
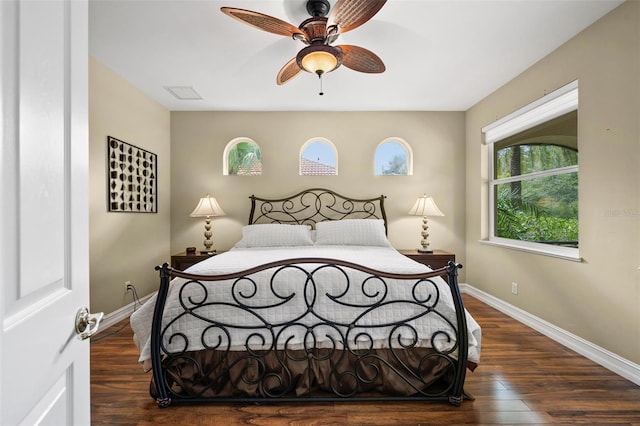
[89,0,623,111]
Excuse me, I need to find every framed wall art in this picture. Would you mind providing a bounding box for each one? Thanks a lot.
[107,136,157,213]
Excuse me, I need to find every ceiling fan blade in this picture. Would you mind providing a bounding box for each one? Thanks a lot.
[221,7,305,38]
[338,45,385,73]
[327,0,387,34]
[276,58,303,85]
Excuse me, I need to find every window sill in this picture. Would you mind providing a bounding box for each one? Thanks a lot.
[479,238,583,262]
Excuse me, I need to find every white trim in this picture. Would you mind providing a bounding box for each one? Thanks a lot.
[96,293,153,333]
[479,238,582,262]
[460,283,640,387]
[482,80,579,144]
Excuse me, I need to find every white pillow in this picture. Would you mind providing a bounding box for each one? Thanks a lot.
[234,224,313,248]
[314,219,391,247]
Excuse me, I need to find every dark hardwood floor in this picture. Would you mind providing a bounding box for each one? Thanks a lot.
[90,295,640,425]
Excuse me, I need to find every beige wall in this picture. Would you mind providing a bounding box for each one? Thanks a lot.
[170,111,466,278]
[89,57,171,314]
[465,1,640,363]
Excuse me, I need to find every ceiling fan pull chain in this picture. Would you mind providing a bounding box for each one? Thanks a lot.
[318,73,324,96]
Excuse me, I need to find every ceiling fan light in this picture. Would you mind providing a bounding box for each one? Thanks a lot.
[302,51,337,74]
[297,45,342,75]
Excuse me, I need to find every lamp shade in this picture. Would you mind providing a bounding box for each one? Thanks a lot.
[408,195,444,217]
[190,195,225,217]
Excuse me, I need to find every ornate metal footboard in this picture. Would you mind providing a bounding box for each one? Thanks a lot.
[150,258,469,407]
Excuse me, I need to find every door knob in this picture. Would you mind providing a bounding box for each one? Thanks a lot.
[75,307,104,340]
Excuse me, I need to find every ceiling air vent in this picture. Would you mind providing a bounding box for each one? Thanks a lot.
[164,86,203,100]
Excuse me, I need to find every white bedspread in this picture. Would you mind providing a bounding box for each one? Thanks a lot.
[130,246,481,367]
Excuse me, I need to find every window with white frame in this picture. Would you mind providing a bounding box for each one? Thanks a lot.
[299,138,337,175]
[374,138,412,176]
[223,137,262,176]
[483,81,579,260]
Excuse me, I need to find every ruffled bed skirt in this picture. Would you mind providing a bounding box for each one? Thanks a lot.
[151,347,477,399]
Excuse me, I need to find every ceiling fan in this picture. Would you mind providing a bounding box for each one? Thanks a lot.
[220,0,387,94]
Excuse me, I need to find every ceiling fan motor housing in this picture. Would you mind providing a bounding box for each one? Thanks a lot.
[298,17,337,44]
[306,0,331,17]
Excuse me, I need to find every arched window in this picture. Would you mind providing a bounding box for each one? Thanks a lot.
[299,138,337,176]
[223,137,262,176]
[374,138,412,175]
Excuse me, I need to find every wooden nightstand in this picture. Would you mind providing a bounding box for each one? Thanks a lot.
[171,251,219,271]
[398,249,456,282]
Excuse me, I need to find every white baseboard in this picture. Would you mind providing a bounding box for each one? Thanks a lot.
[98,293,153,332]
[460,283,640,387]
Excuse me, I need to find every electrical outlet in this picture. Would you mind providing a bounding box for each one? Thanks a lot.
[124,281,132,293]
[511,282,519,295]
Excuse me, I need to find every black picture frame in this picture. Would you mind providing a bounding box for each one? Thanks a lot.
[107,136,157,213]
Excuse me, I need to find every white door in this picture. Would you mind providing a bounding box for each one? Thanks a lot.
[0,0,92,425]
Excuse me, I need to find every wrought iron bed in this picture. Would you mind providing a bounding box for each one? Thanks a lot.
[145,188,476,407]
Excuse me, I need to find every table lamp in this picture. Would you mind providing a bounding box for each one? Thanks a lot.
[190,195,225,254]
[408,195,444,253]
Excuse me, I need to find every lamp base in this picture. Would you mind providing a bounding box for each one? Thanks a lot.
[417,248,434,253]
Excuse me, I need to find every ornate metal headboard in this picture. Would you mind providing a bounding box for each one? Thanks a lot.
[248,188,388,233]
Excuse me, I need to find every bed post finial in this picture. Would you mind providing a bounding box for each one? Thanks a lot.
[156,262,172,279]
